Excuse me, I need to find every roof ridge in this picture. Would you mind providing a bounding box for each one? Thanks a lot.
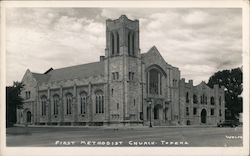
[31,72,44,75]
[52,61,102,71]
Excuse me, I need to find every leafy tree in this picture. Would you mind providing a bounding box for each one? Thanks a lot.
[207,67,243,120]
[6,81,24,127]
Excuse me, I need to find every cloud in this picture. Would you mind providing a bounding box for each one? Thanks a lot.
[5,8,242,86]
[182,10,211,25]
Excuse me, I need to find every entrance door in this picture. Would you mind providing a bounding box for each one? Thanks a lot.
[27,111,31,123]
[154,106,159,120]
[201,109,207,124]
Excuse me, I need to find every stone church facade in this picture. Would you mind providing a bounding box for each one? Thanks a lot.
[17,15,225,126]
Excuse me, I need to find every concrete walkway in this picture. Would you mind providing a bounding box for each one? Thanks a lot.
[13,123,217,129]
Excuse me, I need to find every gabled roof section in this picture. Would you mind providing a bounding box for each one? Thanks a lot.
[195,81,212,89]
[48,61,104,82]
[44,68,53,74]
[31,72,51,83]
[27,61,105,84]
[141,46,166,62]
[21,69,31,82]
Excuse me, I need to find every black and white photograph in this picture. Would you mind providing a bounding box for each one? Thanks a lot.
[1,0,249,156]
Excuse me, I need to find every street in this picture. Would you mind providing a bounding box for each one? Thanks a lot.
[6,126,242,147]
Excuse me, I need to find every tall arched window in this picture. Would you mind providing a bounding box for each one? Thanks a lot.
[52,94,59,115]
[116,32,119,54]
[128,32,131,55]
[95,90,104,114]
[186,92,189,103]
[132,32,135,55]
[193,94,198,104]
[80,92,87,114]
[219,96,221,105]
[41,96,47,116]
[66,93,73,115]
[210,96,215,105]
[111,32,115,55]
[149,69,160,95]
[128,31,135,56]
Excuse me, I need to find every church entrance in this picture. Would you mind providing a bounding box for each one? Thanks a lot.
[201,109,207,124]
[154,106,159,120]
[26,111,31,123]
[153,104,163,125]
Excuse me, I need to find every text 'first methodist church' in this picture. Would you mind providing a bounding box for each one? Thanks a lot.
[17,15,225,127]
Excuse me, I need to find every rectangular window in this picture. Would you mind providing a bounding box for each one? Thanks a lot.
[211,109,214,115]
[26,91,31,99]
[193,108,197,115]
[186,107,189,116]
[219,109,222,116]
[112,72,119,80]
[117,103,119,110]
[116,72,119,80]
[129,72,135,80]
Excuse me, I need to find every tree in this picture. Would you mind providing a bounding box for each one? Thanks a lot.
[207,67,243,120]
[6,81,24,127]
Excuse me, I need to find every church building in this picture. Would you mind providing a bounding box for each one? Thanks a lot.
[17,15,225,126]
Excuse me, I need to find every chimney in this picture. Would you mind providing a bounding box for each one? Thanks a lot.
[100,56,105,62]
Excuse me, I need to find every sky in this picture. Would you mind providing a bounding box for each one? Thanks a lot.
[5,8,242,86]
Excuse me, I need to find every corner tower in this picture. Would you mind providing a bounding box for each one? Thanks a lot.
[104,15,143,126]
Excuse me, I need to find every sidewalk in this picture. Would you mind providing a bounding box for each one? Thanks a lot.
[13,123,217,129]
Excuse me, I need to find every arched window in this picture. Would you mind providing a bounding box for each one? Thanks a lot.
[41,96,47,116]
[80,92,87,114]
[128,32,131,55]
[66,93,73,115]
[193,94,198,104]
[52,94,59,115]
[116,32,119,54]
[148,69,162,95]
[95,90,104,114]
[111,32,115,55]
[132,33,135,55]
[201,94,205,104]
[128,31,135,56]
[186,92,189,103]
[219,96,221,105]
[210,96,215,105]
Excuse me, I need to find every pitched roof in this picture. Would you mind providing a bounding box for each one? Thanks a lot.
[31,72,50,83]
[31,61,105,84]
[141,46,155,61]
